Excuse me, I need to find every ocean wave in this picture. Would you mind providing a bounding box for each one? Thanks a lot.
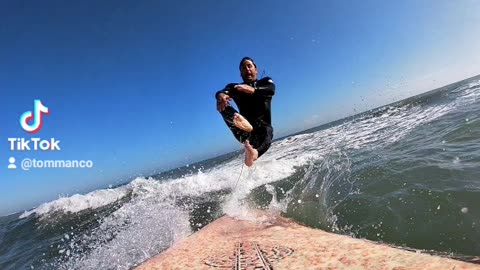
[16,78,480,269]
[19,187,130,219]
[22,78,473,222]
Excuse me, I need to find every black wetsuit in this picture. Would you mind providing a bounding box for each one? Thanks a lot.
[215,77,275,157]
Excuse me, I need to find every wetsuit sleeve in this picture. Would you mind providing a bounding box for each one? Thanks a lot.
[253,77,275,97]
[215,83,237,99]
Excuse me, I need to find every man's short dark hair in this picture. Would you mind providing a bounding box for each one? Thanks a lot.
[239,57,257,70]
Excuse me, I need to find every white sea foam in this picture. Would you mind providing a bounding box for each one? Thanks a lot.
[58,182,191,270]
[456,79,480,104]
[20,187,130,219]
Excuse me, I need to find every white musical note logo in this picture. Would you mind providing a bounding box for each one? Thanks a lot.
[19,100,50,133]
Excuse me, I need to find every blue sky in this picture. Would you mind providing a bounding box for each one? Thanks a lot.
[1,0,480,215]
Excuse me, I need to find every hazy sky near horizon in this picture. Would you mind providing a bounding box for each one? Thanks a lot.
[1,0,480,215]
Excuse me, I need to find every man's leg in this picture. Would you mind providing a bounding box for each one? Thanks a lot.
[220,105,251,143]
[244,125,273,166]
[244,140,258,167]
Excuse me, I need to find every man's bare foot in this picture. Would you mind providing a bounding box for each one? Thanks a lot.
[244,140,258,167]
[234,113,253,132]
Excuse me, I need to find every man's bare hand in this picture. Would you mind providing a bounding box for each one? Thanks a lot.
[234,84,255,94]
[216,93,231,112]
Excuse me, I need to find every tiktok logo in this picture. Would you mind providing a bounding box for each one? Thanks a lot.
[19,100,50,134]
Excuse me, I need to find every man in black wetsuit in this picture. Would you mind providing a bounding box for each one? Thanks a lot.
[215,57,275,166]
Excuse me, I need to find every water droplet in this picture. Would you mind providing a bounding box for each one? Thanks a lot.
[297,199,302,204]
[453,157,460,164]
[59,249,65,254]
[64,234,70,240]
[437,205,441,210]
[466,118,469,122]
[442,140,446,144]
[315,194,319,198]
[461,207,468,214]
[207,209,211,213]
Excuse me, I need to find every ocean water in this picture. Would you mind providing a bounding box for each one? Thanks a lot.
[1,76,480,269]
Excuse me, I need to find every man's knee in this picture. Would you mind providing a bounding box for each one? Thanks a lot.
[251,126,273,158]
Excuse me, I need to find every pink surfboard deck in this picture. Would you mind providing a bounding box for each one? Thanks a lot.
[135,210,480,270]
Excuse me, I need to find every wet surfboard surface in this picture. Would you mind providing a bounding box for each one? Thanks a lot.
[135,210,480,270]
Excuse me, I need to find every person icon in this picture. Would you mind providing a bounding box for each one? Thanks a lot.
[8,157,16,169]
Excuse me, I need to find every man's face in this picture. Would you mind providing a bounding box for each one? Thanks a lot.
[240,60,258,83]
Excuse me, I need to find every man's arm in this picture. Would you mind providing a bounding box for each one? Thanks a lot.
[253,77,275,97]
[234,77,276,96]
[215,83,237,99]
[215,83,237,112]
